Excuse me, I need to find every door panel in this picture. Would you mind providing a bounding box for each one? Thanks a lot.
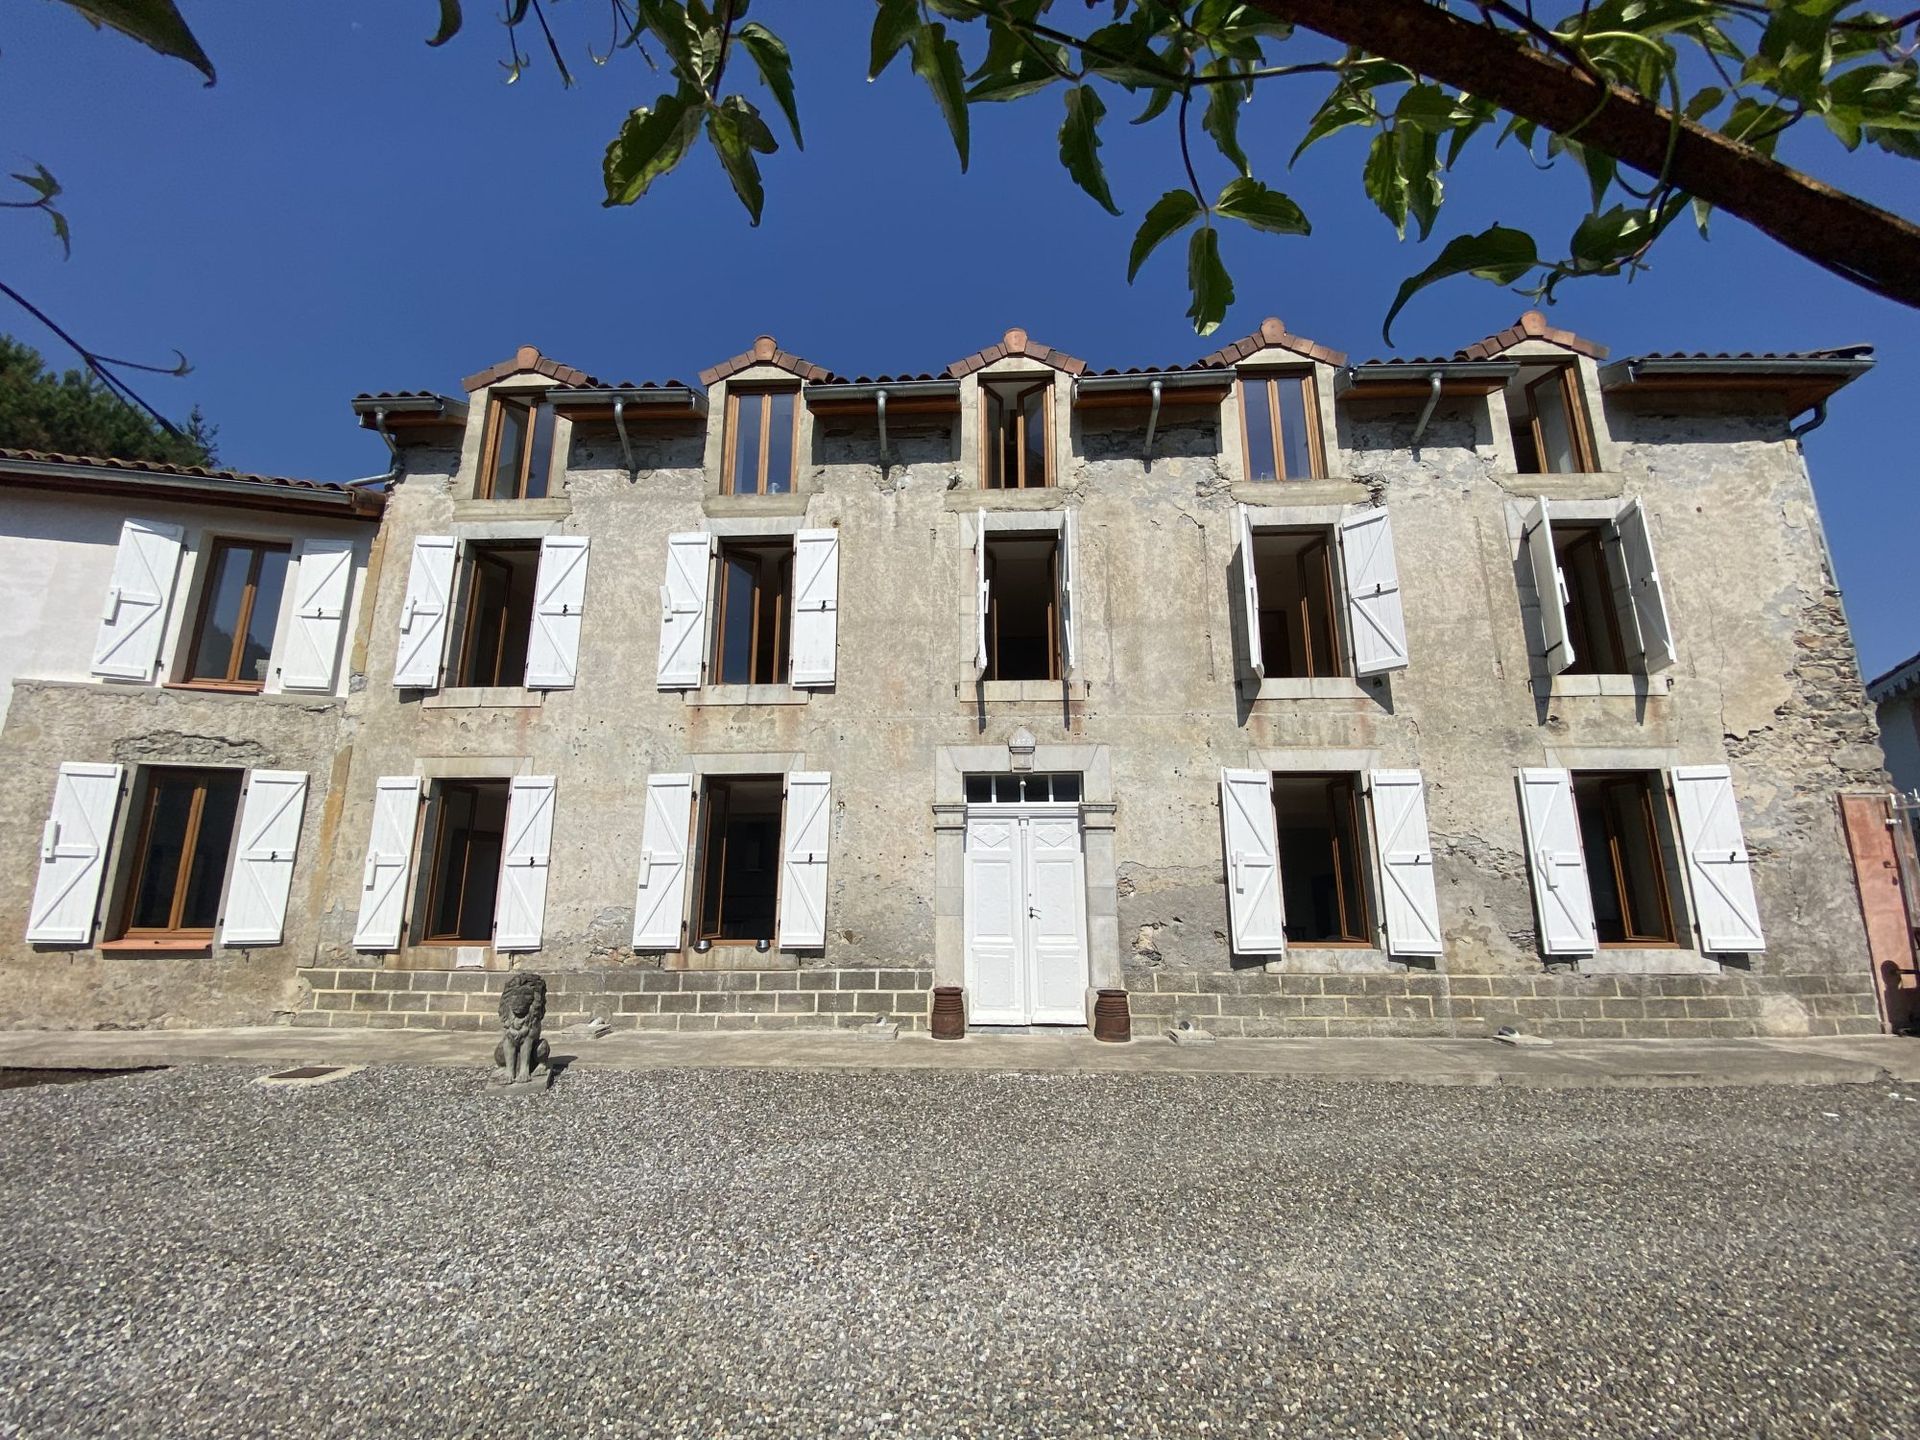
[963,808,1089,1026]
[1025,813,1089,1023]
[963,815,1024,1024]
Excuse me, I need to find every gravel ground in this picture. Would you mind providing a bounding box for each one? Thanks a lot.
[0,1064,1915,1440]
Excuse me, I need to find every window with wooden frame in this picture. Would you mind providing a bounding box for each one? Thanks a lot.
[1251,528,1345,678]
[983,534,1060,681]
[725,387,799,496]
[1272,773,1372,945]
[182,539,290,690]
[420,779,509,943]
[982,379,1052,489]
[1572,772,1679,945]
[712,541,792,685]
[1510,364,1597,475]
[1554,521,1630,676]
[478,392,557,500]
[694,775,783,944]
[451,542,539,688]
[115,767,242,943]
[1238,371,1325,482]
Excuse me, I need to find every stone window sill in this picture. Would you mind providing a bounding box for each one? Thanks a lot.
[1248,676,1376,701]
[452,496,571,522]
[974,679,1089,703]
[1268,947,1397,974]
[686,685,813,707]
[945,488,1064,512]
[703,492,811,518]
[1541,673,1671,699]
[423,687,545,710]
[1575,949,1717,976]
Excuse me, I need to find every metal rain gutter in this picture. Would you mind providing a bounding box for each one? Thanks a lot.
[1600,355,1874,387]
[1338,360,1520,393]
[552,386,707,416]
[805,378,960,401]
[1073,370,1228,395]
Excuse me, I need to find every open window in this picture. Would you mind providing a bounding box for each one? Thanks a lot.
[1238,371,1324,481]
[1236,505,1408,684]
[982,379,1052,489]
[1574,772,1680,945]
[726,387,798,495]
[419,779,508,944]
[677,771,833,953]
[694,775,782,944]
[114,767,243,946]
[1521,497,1675,677]
[479,392,557,500]
[451,542,539,687]
[1507,363,1596,475]
[712,542,792,685]
[393,535,589,692]
[182,539,291,691]
[1272,774,1372,945]
[973,517,1076,683]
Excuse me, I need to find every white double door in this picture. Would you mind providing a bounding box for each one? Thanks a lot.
[964,805,1089,1025]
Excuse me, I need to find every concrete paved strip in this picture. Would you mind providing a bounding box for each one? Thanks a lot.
[0,1025,1914,1088]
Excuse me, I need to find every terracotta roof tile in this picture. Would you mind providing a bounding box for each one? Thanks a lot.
[946,328,1088,379]
[1457,310,1608,361]
[460,346,601,392]
[698,335,833,387]
[0,446,358,494]
[1620,345,1873,363]
[1193,316,1348,370]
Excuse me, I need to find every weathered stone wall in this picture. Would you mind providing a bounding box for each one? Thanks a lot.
[307,343,1885,1038]
[0,682,353,1028]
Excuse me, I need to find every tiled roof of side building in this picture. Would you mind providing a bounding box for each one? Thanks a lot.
[0,447,384,516]
[1867,651,1920,703]
[0,447,358,493]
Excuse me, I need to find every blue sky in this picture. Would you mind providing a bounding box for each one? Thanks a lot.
[4,3,1913,675]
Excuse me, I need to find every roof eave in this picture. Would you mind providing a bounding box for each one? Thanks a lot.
[0,456,382,519]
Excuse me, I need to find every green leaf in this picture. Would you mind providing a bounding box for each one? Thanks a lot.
[1383,224,1539,343]
[638,0,702,80]
[1201,81,1250,177]
[911,22,970,172]
[1569,204,1655,271]
[707,95,778,226]
[736,22,801,148]
[1684,85,1725,122]
[1214,178,1309,236]
[12,162,70,258]
[60,0,215,84]
[1691,196,1713,237]
[1128,189,1202,282]
[601,90,701,206]
[1291,91,1374,166]
[1132,85,1175,126]
[1058,85,1121,216]
[869,0,919,80]
[427,0,462,47]
[1363,132,1406,236]
[1186,226,1234,337]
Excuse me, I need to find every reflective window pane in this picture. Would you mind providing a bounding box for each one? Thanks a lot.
[187,546,250,682]
[764,392,795,494]
[1277,378,1316,480]
[180,779,240,930]
[489,400,529,498]
[523,402,556,499]
[717,555,758,684]
[1022,389,1048,487]
[731,394,764,495]
[964,775,991,802]
[130,778,197,929]
[1052,773,1081,802]
[239,548,289,685]
[127,770,241,933]
[1533,375,1579,473]
[1242,380,1278,481]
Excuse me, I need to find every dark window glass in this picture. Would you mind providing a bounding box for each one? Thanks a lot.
[983,536,1059,682]
[696,776,783,943]
[1243,380,1278,481]
[729,390,797,495]
[424,781,508,942]
[1556,523,1629,676]
[764,392,795,495]
[1277,379,1315,481]
[453,545,538,687]
[1051,773,1081,803]
[964,775,992,803]
[1241,375,1320,481]
[731,392,765,494]
[1272,774,1371,944]
[483,396,554,500]
[1513,368,1591,475]
[187,541,290,687]
[123,769,242,936]
[983,382,1050,488]
[523,403,555,500]
[1574,773,1678,945]
[1252,529,1344,679]
[712,544,792,686]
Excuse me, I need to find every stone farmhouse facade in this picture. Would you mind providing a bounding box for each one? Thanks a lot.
[0,313,1892,1039]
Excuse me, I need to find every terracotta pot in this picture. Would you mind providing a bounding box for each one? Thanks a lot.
[1092,988,1131,1043]
[930,986,966,1040]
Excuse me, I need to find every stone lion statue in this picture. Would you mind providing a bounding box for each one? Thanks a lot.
[493,971,551,1086]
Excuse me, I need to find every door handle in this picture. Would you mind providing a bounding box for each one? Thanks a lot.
[1028,906,1041,919]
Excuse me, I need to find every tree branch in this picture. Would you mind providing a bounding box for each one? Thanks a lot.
[1255,0,1920,310]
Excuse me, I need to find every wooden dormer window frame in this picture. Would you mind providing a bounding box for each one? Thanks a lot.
[477,391,556,500]
[1237,370,1326,482]
[724,386,800,496]
[982,379,1053,489]
[1516,364,1599,475]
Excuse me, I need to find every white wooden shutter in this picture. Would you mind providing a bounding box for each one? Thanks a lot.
[392,536,455,688]
[1219,768,1285,955]
[1368,769,1442,956]
[632,773,694,948]
[1518,768,1596,954]
[279,538,354,692]
[91,519,183,680]
[525,536,589,689]
[353,776,421,950]
[656,533,710,688]
[1521,498,1575,675]
[1339,508,1410,675]
[1615,499,1677,674]
[26,762,123,943]
[1670,765,1765,952]
[494,775,556,951]
[778,771,832,950]
[220,770,308,946]
[1237,504,1265,681]
[789,529,840,687]
[973,509,990,677]
[1058,511,1079,676]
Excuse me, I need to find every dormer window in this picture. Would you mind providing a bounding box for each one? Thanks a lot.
[1510,363,1596,474]
[479,392,556,500]
[1238,371,1324,481]
[726,387,798,495]
[982,379,1052,489]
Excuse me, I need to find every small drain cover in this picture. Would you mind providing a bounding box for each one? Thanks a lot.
[257,1064,363,1087]
[0,1067,161,1091]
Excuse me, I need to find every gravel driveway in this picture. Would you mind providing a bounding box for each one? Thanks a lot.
[0,1063,1914,1439]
